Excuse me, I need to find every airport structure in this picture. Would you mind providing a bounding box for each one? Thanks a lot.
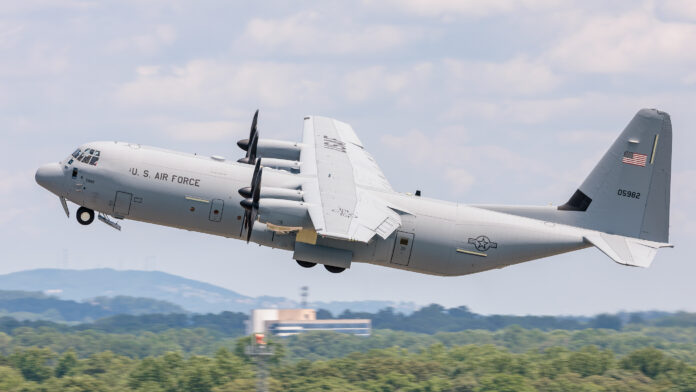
[248,308,371,337]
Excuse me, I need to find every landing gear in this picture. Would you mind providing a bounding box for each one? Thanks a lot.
[296,260,317,268]
[76,207,94,225]
[324,265,345,273]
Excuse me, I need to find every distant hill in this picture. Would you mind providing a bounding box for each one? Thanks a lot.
[0,269,417,315]
[0,291,184,322]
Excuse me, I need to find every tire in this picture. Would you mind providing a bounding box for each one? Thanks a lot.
[76,207,95,225]
[296,260,316,268]
[324,265,345,273]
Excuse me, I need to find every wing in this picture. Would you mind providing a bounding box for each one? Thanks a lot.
[300,116,401,243]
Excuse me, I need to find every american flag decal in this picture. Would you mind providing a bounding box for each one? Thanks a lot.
[622,151,647,167]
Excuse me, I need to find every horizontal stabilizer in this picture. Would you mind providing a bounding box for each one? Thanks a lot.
[584,233,672,268]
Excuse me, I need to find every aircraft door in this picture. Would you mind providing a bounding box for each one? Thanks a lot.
[209,199,224,222]
[391,231,414,266]
[113,191,133,217]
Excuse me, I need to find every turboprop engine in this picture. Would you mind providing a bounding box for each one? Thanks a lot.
[236,110,303,172]
[237,138,302,161]
[238,186,303,201]
[256,198,311,229]
[239,159,312,242]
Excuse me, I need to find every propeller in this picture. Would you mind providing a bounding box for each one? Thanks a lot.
[237,110,259,163]
[240,158,262,243]
[239,158,261,200]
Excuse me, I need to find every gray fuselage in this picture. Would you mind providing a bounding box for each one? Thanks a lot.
[39,141,590,276]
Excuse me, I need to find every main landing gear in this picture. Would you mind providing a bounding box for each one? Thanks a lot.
[296,260,316,268]
[295,260,346,273]
[324,265,346,274]
[76,207,94,225]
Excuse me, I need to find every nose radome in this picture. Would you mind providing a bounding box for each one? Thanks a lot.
[35,162,65,195]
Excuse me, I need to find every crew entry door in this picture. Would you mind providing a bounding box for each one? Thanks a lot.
[113,191,133,217]
[209,199,224,222]
[391,231,414,266]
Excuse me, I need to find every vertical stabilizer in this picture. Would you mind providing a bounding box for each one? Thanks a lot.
[560,109,672,242]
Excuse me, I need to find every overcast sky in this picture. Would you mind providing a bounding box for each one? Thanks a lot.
[2,0,695,315]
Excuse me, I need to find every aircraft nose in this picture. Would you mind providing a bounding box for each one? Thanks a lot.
[35,162,66,195]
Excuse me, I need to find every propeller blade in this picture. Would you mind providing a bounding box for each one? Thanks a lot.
[240,161,263,243]
[246,208,257,243]
[248,133,258,163]
[252,165,262,204]
[250,109,259,139]
[239,208,250,236]
[237,133,259,164]
[238,158,261,199]
[237,109,259,151]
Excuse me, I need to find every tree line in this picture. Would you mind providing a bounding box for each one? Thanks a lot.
[4,304,696,338]
[1,333,695,391]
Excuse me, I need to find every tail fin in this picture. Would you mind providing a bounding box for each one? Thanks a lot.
[559,108,672,243]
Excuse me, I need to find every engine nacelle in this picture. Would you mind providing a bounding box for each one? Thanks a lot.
[239,186,303,201]
[261,157,301,172]
[257,199,311,228]
[237,139,302,161]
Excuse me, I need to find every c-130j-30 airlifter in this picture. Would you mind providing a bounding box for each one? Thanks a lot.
[35,109,672,275]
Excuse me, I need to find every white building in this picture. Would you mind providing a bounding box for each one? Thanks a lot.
[248,308,371,337]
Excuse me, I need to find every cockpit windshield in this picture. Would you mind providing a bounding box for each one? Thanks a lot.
[69,147,100,166]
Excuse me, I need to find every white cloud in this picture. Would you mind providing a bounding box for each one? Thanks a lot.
[107,24,177,55]
[0,206,39,226]
[0,169,34,196]
[682,72,696,85]
[342,63,433,102]
[0,43,69,77]
[165,121,246,142]
[0,22,24,49]
[0,0,94,14]
[238,11,419,55]
[116,60,324,109]
[381,127,554,196]
[444,96,585,124]
[555,130,616,145]
[658,0,696,21]
[547,9,696,73]
[367,0,561,17]
[443,57,561,96]
[444,168,476,194]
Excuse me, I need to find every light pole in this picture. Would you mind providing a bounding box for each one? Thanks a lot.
[245,333,274,392]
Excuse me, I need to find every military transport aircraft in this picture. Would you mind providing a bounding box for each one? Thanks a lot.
[35,109,672,275]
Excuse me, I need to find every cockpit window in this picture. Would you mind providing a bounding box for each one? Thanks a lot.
[72,147,100,166]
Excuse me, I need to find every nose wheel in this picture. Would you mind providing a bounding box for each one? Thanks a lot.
[76,207,95,225]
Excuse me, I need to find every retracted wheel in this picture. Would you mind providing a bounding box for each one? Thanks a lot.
[324,265,345,273]
[76,207,95,225]
[296,260,317,268]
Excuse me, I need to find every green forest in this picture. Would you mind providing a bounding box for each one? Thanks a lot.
[1,317,696,391]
